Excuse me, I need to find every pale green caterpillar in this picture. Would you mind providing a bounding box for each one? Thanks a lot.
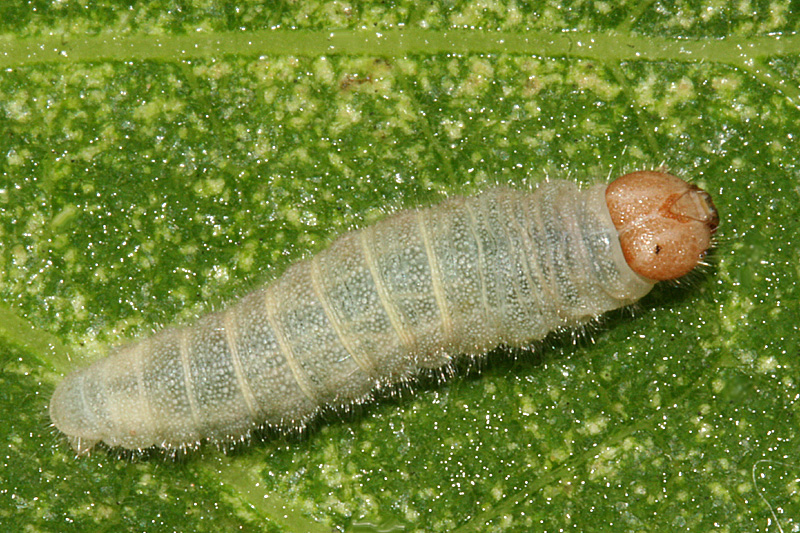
[50,171,718,454]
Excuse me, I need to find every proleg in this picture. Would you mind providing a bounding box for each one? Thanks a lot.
[49,171,718,454]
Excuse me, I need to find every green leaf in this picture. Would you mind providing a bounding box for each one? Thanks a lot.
[2,2,799,531]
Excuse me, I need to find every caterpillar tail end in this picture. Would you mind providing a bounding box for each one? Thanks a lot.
[50,372,102,455]
[605,171,719,281]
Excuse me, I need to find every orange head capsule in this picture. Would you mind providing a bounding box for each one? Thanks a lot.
[605,171,719,281]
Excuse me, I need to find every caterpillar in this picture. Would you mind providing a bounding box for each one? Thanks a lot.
[49,170,719,454]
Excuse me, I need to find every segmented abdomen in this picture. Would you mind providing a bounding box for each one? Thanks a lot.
[50,181,658,452]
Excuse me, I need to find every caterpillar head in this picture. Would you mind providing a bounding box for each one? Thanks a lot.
[606,171,719,281]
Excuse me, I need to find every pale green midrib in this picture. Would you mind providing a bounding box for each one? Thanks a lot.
[0,29,797,67]
[211,455,331,533]
[0,303,73,374]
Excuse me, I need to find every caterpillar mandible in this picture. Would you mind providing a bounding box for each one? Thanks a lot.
[50,170,719,454]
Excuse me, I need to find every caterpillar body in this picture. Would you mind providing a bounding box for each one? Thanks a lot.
[50,171,719,454]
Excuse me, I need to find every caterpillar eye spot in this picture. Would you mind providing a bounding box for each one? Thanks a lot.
[50,171,717,454]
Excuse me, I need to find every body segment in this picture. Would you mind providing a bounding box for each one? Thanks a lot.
[50,172,718,453]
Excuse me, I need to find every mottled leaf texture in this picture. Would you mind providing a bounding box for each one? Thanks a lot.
[1,2,798,532]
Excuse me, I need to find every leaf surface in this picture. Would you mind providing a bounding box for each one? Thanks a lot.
[1,2,798,531]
